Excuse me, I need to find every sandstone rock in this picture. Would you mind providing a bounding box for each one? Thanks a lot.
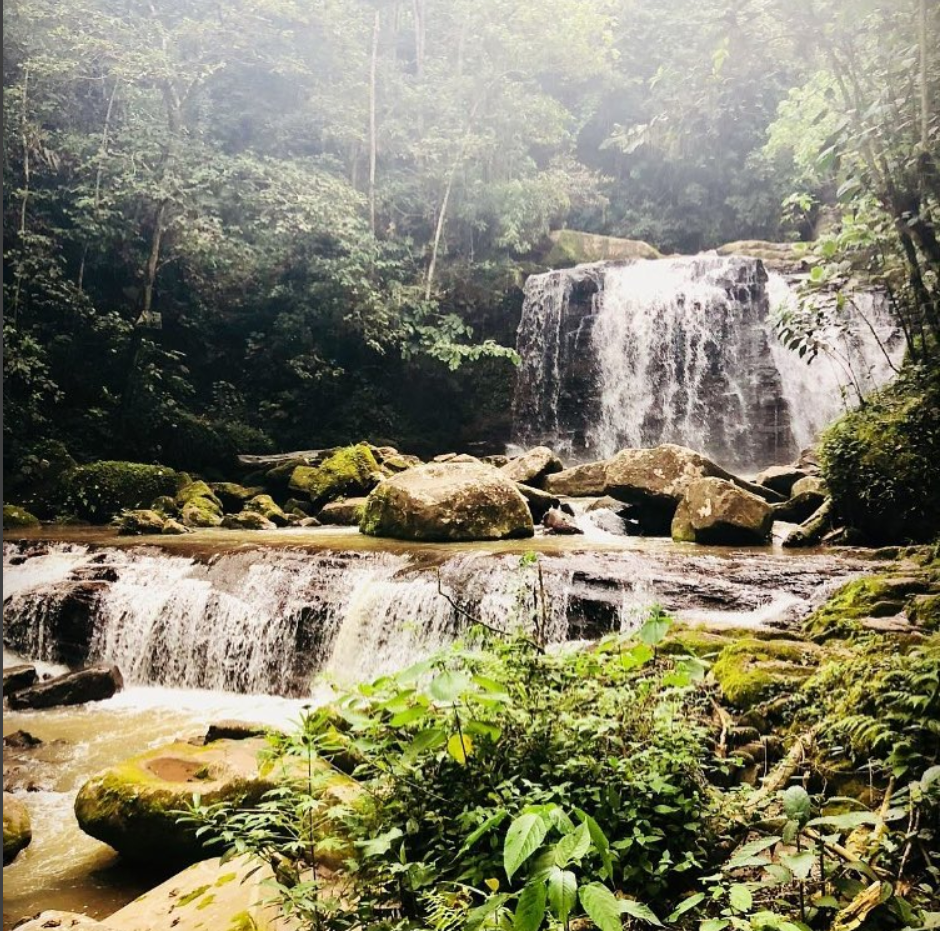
[791,475,828,497]
[161,518,190,535]
[383,454,422,473]
[481,454,510,468]
[117,509,166,535]
[3,665,38,696]
[208,482,265,513]
[298,516,322,528]
[515,483,560,522]
[543,508,583,535]
[3,729,41,748]
[318,497,369,526]
[500,446,563,488]
[244,493,289,527]
[8,665,124,710]
[360,462,534,542]
[432,453,457,462]
[754,465,807,496]
[544,460,607,497]
[3,792,32,864]
[179,499,223,528]
[220,511,276,531]
[671,478,773,545]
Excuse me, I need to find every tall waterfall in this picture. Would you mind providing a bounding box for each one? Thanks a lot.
[512,254,903,471]
[3,541,866,696]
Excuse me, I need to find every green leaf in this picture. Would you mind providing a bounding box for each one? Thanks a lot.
[619,644,654,669]
[667,893,706,922]
[459,810,509,855]
[782,786,812,826]
[579,813,614,879]
[514,880,547,931]
[504,813,549,880]
[638,613,671,646]
[619,899,663,926]
[429,670,473,703]
[806,812,880,831]
[547,868,577,925]
[700,920,730,931]
[726,836,780,869]
[404,727,447,760]
[359,826,403,857]
[554,821,591,867]
[467,894,510,931]
[389,706,428,727]
[728,885,753,913]
[579,882,623,931]
[448,732,473,764]
[781,851,815,880]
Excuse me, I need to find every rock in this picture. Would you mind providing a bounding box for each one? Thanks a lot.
[8,665,124,710]
[161,518,190,535]
[298,516,322,528]
[671,478,773,545]
[542,508,583,535]
[515,483,560,522]
[500,446,563,489]
[754,465,807,496]
[3,729,41,748]
[908,593,940,629]
[220,511,276,531]
[74,737,355,865]
[383,454,421,473]
[782,499,833,548]
[796,446,822,474]
[318,497,369,526]
[3,792,32,864]
[176,481,224,528]
[244,493,288,527]
[432,453,457,462]
[8,912,116,931]
[284,497,313,515]
[360,461,534,542]
[208,482,265,513]
[288,444,381,506]
[585,495,634,515]
[715,240,803,271]
[791,475,828,497]
[772,490,827,524]
[481,454,510,468]
[150,495,180,517]
[711,638,821,708]
[544,460,607,497]
[3,505,39,529]
[116,509,166,535]
[204,721,274,743]
[3,665,38,696]
[543,229,661,266]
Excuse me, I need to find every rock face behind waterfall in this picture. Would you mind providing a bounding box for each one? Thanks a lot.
[512,254,902,472]
[360,461,534,541]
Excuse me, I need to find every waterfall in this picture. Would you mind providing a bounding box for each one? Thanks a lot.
[3,541,869,696]
[512,254,903,472]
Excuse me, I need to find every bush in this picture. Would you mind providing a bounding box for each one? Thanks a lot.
[820,370,939,544]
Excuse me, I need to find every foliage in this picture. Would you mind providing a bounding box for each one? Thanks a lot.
[819,369,939,543]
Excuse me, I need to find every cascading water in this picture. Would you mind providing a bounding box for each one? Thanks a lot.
[512,254,903,471]
[4,540,870,696]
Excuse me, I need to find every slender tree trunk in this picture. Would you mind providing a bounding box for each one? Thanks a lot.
[140,199,168,324]
[13,65,31,324]
[368,9,380,236]
[412,0,424,74]
[918,0,930,153]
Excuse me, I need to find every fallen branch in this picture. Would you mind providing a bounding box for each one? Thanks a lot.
[745,727,819,812]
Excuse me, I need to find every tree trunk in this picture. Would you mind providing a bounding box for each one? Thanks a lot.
[13,64,31,324]
[412,0,425,74]
[368,9,380,236]
[140,199,168,325]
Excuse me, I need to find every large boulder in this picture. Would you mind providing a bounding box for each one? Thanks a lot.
[318,497,369,526]
[3,664,38,696]
[116,509,166,535]
[8,665,124,710]
[543,508,583,535]
[671,478,773,545]
[208,482,265,513]
[220,511,275,531]
[3,793,31,865]
[500,446,563,489]
[544,460,607,497]
[754,465,807,496]
[288,444,380,507]
[243,494,288,527]
[74,738,356,866]
[176,481,224,528]
[360,462,534,542]
[3,505,40,529]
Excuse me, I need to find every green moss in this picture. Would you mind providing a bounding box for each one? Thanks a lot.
[196,894,216,910]
[177,481,223,508]
[288,444,379,505]
[244,494,287,525]
[51,460,185,523]
[3,504,40,529]
[228,911,257,931]
[661,625,796,658]
[215,871,237,886]
[178,884,211,906]
[543,229,661,266]
[712,638,821,709]
[907,594,940,629]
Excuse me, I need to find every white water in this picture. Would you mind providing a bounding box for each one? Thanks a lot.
[513,254,903,471]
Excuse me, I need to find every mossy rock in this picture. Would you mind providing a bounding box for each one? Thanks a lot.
[661,625,793,659]
[51,461,185,524]
[117,509,167,535]
[542,229,661,267]
[221,511,275,531]
[712,638,822,709]
[318,497,368,526]
[151,495,180,518]
[3,792,31,865]
[3,504,40,529]
[209,483,265,514]
[177,481,223,509]
[243,494,288,527]
[907,594,940,629]
[288,444,380,506]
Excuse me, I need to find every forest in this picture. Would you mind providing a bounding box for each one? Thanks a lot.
[2,1,939,931]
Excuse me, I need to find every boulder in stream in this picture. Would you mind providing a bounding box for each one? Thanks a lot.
[500,446,563,488]
[220,511,276,531]
[515,483,560,522]
[544,460,607,497]
[116,509,167,535]
[3,792,31,865]
[543,508,583,535]
[360,461,534,542]
[2,665,38,696]
[318,497,369,525]
[671,477,773,545]
[7,665,123,710]
[754,465,807,496]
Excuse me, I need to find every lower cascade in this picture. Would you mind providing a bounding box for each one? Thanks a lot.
[512,254,903,471]
[3,540,867,696]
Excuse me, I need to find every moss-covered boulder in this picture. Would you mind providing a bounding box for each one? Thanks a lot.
[221,511,275,531]
[52,461,184,523]
[542,229,661,266]
[288,444,380,507]
[715,240,802,270]
[361,461,534,542]
[117,509,167,535]
[318,497,369,526]
[3,792,31,865]
[175,481,224,528]
[243,494,288,527]
[671,478,773,545]
[208,483,265,513]
[711,638,822,709]
[3,505,40,529]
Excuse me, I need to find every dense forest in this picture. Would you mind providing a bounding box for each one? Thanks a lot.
[4,0,938,481]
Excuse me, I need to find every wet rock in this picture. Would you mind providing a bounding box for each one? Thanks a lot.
[318,497,369,526]
[220,511,276,531]
[298,516,322,528]
[754,465,807,496]
[208,482,265,513]
[782,499,833,548]
[161,518,190,535]
[544,460,607,497]
[671,478,773,545]
[791,475,827,497]
[175,482,224,528]
[3,792,31,864]
[3,730,41,749]
[515,483,560,522]
[8,664,123,710]
[116,509,166,535]
[2,665,38,697]
[9,912,116,930]
[205,720,275,742]
[360,461,534,542]
[244,493,289,527]
[500,446,563,489]
[542,508,583,535]
[288,444,381,507]
[772,490,827,524]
